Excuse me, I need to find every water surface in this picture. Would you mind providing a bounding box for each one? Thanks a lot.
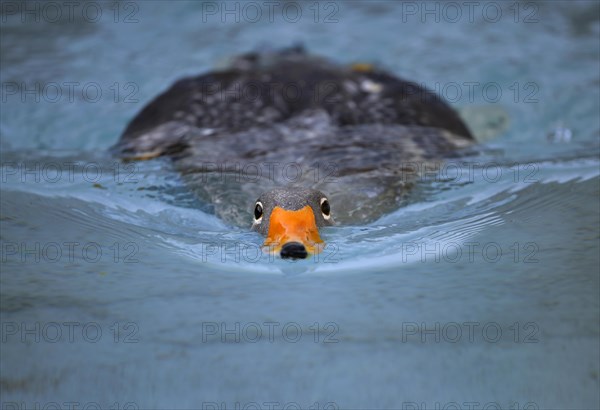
[1,1,599,408]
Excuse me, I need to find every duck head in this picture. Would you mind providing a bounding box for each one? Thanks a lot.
[252,187,334,259]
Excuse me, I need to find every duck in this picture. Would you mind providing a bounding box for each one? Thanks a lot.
[112,46,474,259]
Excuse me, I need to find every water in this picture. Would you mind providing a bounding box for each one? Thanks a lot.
[1,1,599,408]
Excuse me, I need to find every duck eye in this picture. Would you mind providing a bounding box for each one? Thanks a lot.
[320,198,330,217]
[254,202,263,221]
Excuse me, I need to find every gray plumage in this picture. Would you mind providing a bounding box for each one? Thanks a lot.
[112,47,474,226]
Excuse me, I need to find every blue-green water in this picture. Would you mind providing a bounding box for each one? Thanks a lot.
[1,1,599,409]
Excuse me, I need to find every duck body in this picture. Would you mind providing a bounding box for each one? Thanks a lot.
[113,48,474,230]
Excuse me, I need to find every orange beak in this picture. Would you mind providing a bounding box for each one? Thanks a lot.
[263,206,324,256]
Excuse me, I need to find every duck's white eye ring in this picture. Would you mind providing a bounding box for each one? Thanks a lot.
[254,202,263,222]
[320,198,331,220]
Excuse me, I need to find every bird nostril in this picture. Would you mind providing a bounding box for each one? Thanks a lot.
[280,242,308,260]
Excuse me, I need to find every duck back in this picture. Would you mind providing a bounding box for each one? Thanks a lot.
[113,49,474,226]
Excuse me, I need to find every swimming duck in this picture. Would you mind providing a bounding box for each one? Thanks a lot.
[113,46,474,259]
